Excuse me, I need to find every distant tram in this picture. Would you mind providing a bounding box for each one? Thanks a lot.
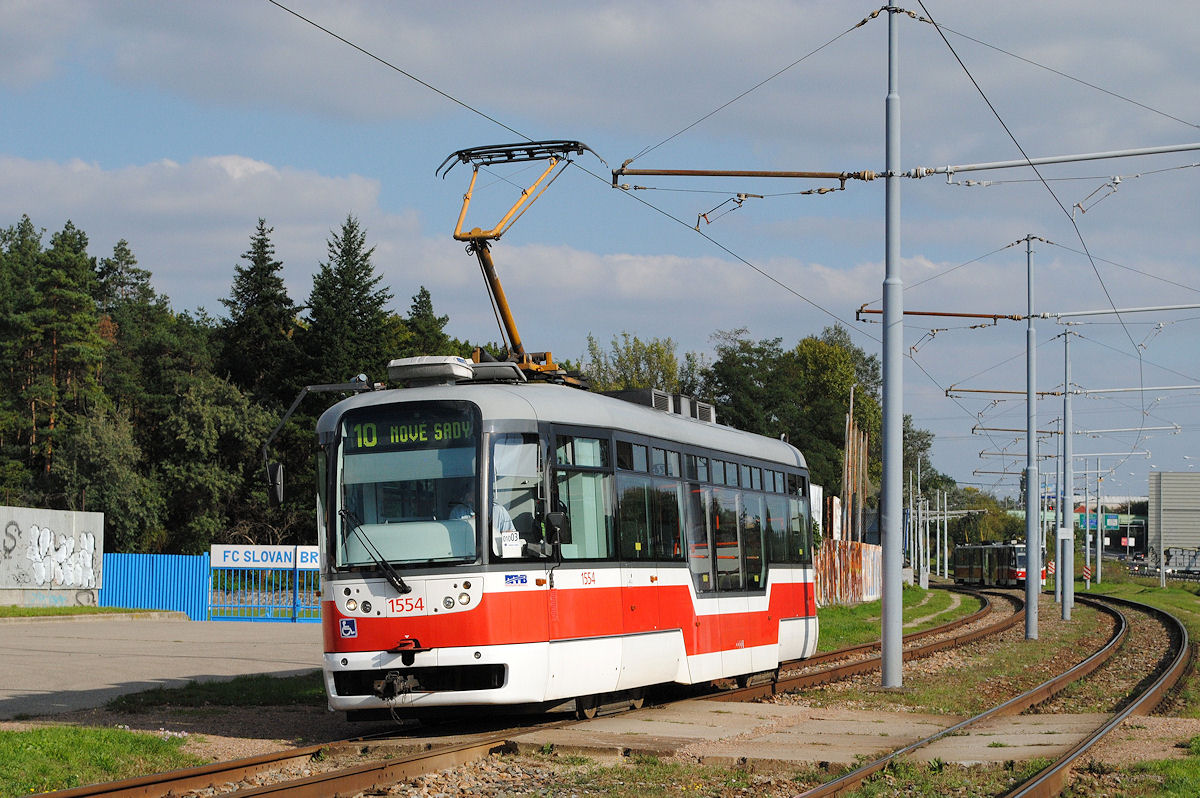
[312,356,819,720]
[952,541,1045,587]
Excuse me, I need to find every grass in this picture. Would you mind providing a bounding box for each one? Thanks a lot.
[105,670,326,712]
[1063,736,1200,797]
[801,601,1108,716]
[0,605,157,618]
[0,725,202,795]
[0,671,324,794]
[816,583,981,652]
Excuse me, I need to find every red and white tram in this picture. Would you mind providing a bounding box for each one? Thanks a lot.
[952,541,1046,587]
[315,356,818,720]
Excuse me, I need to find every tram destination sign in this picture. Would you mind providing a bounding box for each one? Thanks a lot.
[211,544,320,570]
[342,403,476,454]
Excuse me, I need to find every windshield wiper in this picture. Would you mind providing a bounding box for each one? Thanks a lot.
[337,508,412,595]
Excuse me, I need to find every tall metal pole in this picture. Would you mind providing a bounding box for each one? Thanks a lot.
[1024,237,1040,638]
[1054,417,1063,604]
[1096,468,1103,584]
[1084,460,1092,590]
[1095,460,1103,585]
[1158,473,1167,589]
[1062,333,1074,619]
[916,459,924,588]
[907,470,913,564]
[880,7,904,688]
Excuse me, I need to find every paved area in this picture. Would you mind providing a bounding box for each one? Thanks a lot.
[511,699,1103,767]
[0,614,323,719]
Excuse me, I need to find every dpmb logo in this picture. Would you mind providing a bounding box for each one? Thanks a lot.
[339,618,358,638]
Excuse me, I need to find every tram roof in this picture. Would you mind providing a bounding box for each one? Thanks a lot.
[317,381,806,470]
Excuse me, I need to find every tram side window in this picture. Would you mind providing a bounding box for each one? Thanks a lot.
[649,447,680,478]
[554,435,613,560]
[711,487,742,591]
[741,492,767,589]
[616,473,653,560]
[764,494,792,562]
[617,474,685,561]
[616,440,648,472]
[653,480,684,561]
[789,496,813,565]
[686,484,715,593]
[492,433,542,558]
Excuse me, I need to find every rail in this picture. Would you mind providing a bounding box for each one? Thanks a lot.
[1002,593,1191,797]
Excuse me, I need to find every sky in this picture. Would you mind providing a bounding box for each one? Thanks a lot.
[2,1,1198,503]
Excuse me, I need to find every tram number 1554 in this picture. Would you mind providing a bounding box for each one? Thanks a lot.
[389,596,425,614]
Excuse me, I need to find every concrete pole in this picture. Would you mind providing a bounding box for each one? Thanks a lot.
[1024,236,1040,638]
[1063,333,1074,619]
[880,5,904,687]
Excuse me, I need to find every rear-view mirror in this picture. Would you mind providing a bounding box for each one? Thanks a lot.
[266,461,285,506]
[545,511,571,545]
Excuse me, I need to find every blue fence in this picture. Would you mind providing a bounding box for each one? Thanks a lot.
[98,552,321,623]
[99,552,212,620]
[210,566,321,622]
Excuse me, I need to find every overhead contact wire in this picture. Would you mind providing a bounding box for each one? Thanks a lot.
[267,0,529,142]
[624,7,881,166]
[936,24,1200,132]
[917,0,1148,447]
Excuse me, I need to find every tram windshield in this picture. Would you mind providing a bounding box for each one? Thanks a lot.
[335,401,480,568]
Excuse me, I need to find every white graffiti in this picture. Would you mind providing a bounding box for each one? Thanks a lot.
[26,525,97,588]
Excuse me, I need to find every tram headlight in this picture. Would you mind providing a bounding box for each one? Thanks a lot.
[360,600,372,614]
[345,599,358,612]
[442,596,455,610]
[458,592,471,606]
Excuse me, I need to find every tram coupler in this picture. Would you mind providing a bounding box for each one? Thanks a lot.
[374,671,420,699]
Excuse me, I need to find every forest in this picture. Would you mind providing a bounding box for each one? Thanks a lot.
[1,213,974,555]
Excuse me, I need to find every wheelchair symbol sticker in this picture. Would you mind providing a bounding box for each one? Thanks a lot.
[339,618,357,638]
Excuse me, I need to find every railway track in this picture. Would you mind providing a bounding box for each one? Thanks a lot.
[713,586,1023,702]
[790,592,1190,798]
[37,587,1006,798]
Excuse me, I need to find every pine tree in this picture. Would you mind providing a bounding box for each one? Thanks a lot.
[95,239,155,311]
[303,215,394,383]
[0,216,43,500]
[25,221,107,480]
[399,286,452,356]
[219,219,301,405]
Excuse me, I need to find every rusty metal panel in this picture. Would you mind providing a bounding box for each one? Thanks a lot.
[814,540,881,607]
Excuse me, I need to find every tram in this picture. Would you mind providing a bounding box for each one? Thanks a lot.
[312,356,818,720]
[952,541,1045,587]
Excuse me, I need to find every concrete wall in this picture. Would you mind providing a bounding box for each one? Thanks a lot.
[0,506,104,607]
[1148,472,1200,550]
[1148,472,1200,554]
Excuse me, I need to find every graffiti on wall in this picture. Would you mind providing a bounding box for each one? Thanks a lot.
[0,506,104,594]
